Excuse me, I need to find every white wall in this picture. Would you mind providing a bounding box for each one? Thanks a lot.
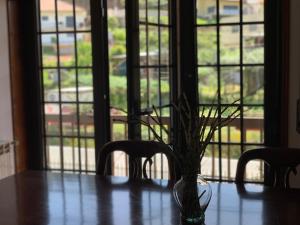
[0,0,13,141]
[289,0,300,187]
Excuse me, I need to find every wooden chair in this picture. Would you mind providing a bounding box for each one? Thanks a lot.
[235,147,300,188]
[96,140,177,180]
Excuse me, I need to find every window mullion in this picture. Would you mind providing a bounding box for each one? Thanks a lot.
[91,0,111,166]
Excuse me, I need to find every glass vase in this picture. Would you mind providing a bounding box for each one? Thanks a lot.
[173,174,212,225]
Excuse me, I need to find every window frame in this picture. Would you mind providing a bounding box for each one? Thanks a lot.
[21,0,289,183]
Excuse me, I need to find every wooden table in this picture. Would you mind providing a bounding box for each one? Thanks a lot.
[0,171,300,225]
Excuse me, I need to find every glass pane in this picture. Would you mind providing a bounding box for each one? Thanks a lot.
[45,103,60,135]
[46,137,61,170]
[243,0,264,22]
[139,0,146,22]
[160,0,169,25]
[221,117,241,143]
[243,24,264,64]
[244,157,264,182]
[80,138,95,171]
[140,68,160,108]
[75,0,91,30]
[112,123,128,141]
[220,67,240,103]
[198,26,217,65]
[243,66,264,104]
[45,102,60,114]
[79,104,94,137]
[197,0,217,25]
[198,67,218,104]
[160,27,170,65]
[202,124,219,142]
[108,0,128,141]
[219,0,240,23]
[60,69,76,102]
[148,26,159,65]
[57,0,75,31]
[139,25,147,66]
[201,144,220,179]
[160,68,170,113]
[245,159,264,181]
[43,69,59,102]
[59,33,75,67]
[61,104,78,136]
[78,69,93,102]
[221,144,241,180]
[141,154,169,179]
[244,146,264,182]
[40,0,56,32]
[220,26,240,65]
[148,0,158,24]
[77,33,92,67]
[63,138,79,170]
[112,151,129,176]
[41,34,58,67]
[244,107,264,143]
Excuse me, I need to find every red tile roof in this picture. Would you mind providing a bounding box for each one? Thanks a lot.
[41,0,85,12]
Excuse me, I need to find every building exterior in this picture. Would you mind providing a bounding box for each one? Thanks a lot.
[197,0,264,48]
[40,0,89,49]
[197,0,264,21]
[40,0,88,32]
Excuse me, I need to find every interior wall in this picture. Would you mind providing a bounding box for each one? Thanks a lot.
[0,0,13,141]
[289,0,300,187]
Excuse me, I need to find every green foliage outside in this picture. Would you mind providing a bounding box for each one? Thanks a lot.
[43,13,264,153]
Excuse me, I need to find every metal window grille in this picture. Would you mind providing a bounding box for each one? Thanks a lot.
[37,0,95,173]
[197,0,265,182]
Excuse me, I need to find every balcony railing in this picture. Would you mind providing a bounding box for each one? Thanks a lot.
[45,114,264,181]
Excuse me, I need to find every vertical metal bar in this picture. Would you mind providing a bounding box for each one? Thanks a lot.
[227,127,231,179]
[240,0,245,157]
[84,129,88,172]
[216,0,222,181]
[145,0,151,141]
[126,0,141,176]
[126,0,141,140]
[158,0,164,179]
[91,0,111,173]
[54,0,64,171]
[212,142,215,178]
[169,0,179,179]
[72,0,83,173]
[36,0,48,169]
[72,125,75,171]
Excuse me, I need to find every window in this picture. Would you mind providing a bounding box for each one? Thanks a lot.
[65,16,74,28]
[197,0,265,181]
[138,0,173,179]
[38,0,94,172]
[35,0,270,182]
[37,0,174,177]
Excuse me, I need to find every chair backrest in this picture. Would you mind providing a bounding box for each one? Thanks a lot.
[96,140,177,180]
[235,147,300,188]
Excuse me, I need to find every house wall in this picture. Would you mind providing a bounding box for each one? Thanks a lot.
[0,0,13,141]
[40,11,86,32]
[289,0,300,187]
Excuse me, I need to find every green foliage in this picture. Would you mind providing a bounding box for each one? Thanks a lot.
[42,14,264,156]
[109,75,170,110]
[76,40,92,66]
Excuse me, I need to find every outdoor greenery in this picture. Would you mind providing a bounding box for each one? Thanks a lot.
[43,3,264,164]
